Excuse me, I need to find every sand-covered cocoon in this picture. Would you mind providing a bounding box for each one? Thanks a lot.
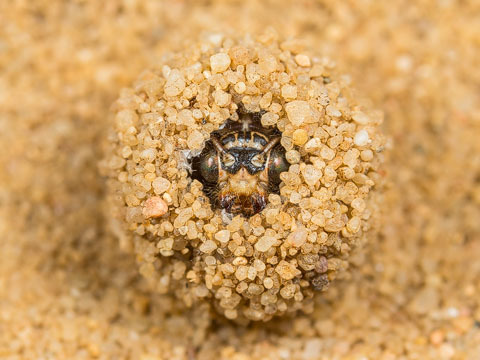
[102,34,385,321]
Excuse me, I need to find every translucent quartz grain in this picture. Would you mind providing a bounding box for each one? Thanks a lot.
[164,69,186,97]
[294,54,311,67]
[200,240,217,254]
[275,260,301,281]
[187,130,204,150]
[281,84,298,100]
[254,236,277,252]
[285,101,316,125]
[210,53,232,73]
[354,129,370,146]
[292,129,308,146]
[215,229,231,244]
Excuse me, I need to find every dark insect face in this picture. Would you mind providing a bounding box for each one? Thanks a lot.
[191,111,289,217]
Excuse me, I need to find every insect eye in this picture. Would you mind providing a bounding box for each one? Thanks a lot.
[222,153,235,167]
[251,153,265,168]
[268,145,289,185]
[193,145,219,184]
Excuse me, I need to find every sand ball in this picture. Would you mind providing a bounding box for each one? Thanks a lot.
[102,33,385,321]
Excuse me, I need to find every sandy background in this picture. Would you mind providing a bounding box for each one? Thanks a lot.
[1,0,480,359]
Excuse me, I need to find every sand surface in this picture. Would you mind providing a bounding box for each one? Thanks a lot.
[1,1,479,359]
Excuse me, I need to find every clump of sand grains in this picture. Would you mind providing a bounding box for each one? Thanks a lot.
[102,35,384,321]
